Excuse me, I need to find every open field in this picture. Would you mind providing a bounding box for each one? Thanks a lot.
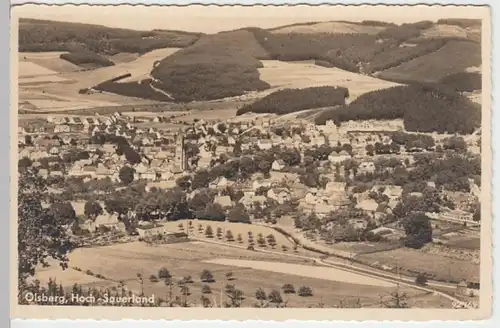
[270,22,387,35]
[160,219,305,253]
[33,241,450,308]
[205,259,396,287]
[17,48,180,112]
[42,47,180,90]
[356,248,479,283]
[258,60,400,102]
[19,52,81,74]
[109,53,140,64]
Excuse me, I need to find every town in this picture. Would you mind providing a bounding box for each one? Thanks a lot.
[15,11,485,311]
[18,109,482,305]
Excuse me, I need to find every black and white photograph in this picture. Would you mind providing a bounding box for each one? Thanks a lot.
[10,3,492,321]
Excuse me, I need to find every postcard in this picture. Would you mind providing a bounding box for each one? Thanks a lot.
[10,2,492,321]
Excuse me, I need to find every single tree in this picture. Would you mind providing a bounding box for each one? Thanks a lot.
[415,274,428,286]
[158,267,172,279]
[225,272,234,281]
[84,200,103,220]
[298,286,313,297]
[255,288,267,301]
[119,166,135,185]
[182,275,194,284]
[225,230,234,242]
[224,284,244,308]
[266,234,277,248]
[216,227,223,240]
[201,285,212,294]
[200,295,212,308]
[205,225,214,238]
[237,233,243,244]
[200,269,215,283]
[282,284,295,294]
[257,235,267,248]
[268,289,283,304]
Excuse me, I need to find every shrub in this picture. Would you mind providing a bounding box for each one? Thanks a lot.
[149,275,159,283]
[237,86,349,116]
[85,270,94,276]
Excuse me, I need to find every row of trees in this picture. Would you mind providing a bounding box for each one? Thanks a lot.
[20,275,411,308]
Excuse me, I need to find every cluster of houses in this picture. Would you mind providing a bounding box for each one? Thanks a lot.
[19,111,481,236]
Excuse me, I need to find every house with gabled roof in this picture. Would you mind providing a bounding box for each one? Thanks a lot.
[140,170,156,181]
[267,188,291,205]
[155,150,169,160]
[213,195,232,208]
[150,159,163,169]
[271,159,286,172]
[54,124,71,133]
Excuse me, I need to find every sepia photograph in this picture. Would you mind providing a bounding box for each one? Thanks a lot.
[10,3,492,321]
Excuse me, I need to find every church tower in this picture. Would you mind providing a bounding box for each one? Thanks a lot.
[173,130,186,173]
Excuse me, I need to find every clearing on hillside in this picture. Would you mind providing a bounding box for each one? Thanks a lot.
[271,21,387,35]
[420,24,469,39]
[19,61,61,78]
[258,60,400,101]
[19,52,81,74]
[18,48,181,111]
[377,40,481,83]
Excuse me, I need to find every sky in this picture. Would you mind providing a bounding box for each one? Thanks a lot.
[12,4,488,33]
